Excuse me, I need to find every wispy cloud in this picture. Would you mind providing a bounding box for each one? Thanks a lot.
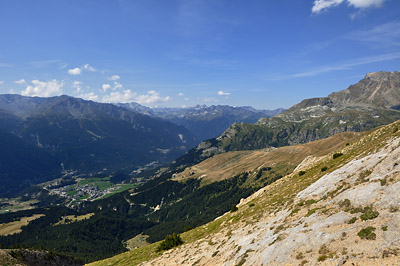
[14,79,26,84]
[0,81,4,85]
[203,97,217,103]
[72,81,83,93]
[270,52,400,80]
[347,21,400,47]
[28,59,61,68]
[312,0,385,13]
[0,62,13,67]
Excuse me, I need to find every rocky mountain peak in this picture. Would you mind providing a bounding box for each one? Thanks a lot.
[329,71,400,109]
[364,70,399,81]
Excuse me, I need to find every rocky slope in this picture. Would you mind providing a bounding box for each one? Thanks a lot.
[0,249,83,266]
[184,71,400,164]
[89,120,400,266]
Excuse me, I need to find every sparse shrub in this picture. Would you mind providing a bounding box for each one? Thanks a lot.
[319,244,329,255]
[298,171,306,176]
[300,260,308,266]
[345,206,362,214]
[305,208,319,217]
[296,252,304,260]
[305,199,318,206]
[156,233,183,251]
[321,166,328,172]
[390,206,399,212]
[380,179,387,186]
[360,206,379,221]
[274,224,285,234]
[381,226,388,231]
[358,170,372,181]
[317,255,328,262]
[333,152,343,159]
[348,217,357,224]
[184,225,192,232]
[291,208,300,216]
[249,203,255,207]
[339,198,351,208]
[346,143,350,146]
[230,205,238,212]
[358,227,376,240]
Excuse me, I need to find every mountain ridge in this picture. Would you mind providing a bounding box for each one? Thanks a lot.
[181,71,400,165]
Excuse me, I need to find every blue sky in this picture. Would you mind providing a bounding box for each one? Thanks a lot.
[0,0,399,109]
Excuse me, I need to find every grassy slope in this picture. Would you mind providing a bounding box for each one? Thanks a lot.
[0,214,44,236]
[88,121,400,266]
[173,131,360,185]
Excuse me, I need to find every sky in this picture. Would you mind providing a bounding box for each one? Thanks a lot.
[0,0,399,109]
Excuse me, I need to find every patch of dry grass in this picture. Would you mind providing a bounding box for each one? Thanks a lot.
[0,214,44,236]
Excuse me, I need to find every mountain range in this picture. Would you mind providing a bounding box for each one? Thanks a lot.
[0,95,197,196]
[185,71,400,164]
[117,103,284,140]
[0,95,282,197]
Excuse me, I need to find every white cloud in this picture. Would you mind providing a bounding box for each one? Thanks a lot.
[102,84,112,92]
[21,79,64,97]
[68,64,96,75]
[178,92,184,96]
[14,79,26,84]
[312,0,384,13]
[79,92,98,101]
[0,81,4,85]
[135,90,171,104]
[72,81,83,93]
[348,0,384,8]
[217,90,230,96]
[102,90,170,104]
[68,67,82,75]
[102,90,137,103]
[312,0,343,13]
[103,82,122,92]
[109,75,120,81]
